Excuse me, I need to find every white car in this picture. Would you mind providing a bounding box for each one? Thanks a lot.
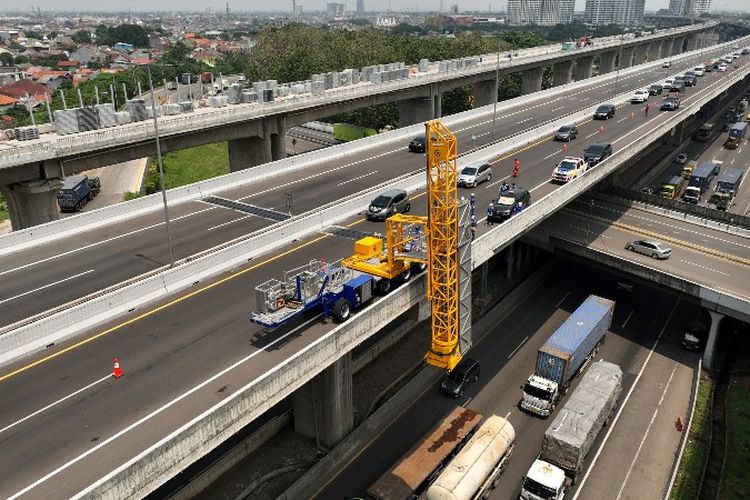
[675,153,688,164]
[718,64,729,72]
[630,89,650,103]
[662,61,672,68]
[551,156,587,183]
[664,78,674,88]
[693,66,705,76]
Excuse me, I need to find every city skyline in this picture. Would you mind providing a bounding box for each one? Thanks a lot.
[2,0,749,13]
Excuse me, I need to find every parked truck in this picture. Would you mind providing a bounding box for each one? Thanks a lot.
[520,361,623,499]
[725,121,747,149]
[708,167,743,210]
[56,175,95,212]
[333,122,378,142]
[425,414,515,500]
[520,295,615,417]
[683,161,721,204]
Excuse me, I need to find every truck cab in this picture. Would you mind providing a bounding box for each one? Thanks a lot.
[521,374,558,417]
[551,157,587,183]
[520,459,567,500]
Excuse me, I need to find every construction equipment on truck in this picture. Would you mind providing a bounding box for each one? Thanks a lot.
[520,295,614,417]
[520,361,622,499]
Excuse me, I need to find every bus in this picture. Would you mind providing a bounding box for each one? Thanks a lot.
[367,406,483,499]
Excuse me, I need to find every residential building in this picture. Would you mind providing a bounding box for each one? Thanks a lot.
[669,0,711,17]
[326,3,346,17]
[507,0,574,25]
[356,0,365,14]
[0,78,50,102]
[584,0,645,26]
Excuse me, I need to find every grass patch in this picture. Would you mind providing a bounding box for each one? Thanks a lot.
[670,371,714,500]
[0,193,7,221]
[722,381,750,499]
[143,142,229,194]
[122,191,143,202]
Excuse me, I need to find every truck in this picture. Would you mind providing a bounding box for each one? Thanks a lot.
[725,121,747,149]
[56,175,94,212]
[683,161,721,204]
[681,160,697,179]
[200,71,213,84]
[693,122,715,141]
[333,122,378,142]
[520,295,615,417]
[368,407,515,500]
[520,361,622,499]
[659,175,685,199]
[708,167,743,210]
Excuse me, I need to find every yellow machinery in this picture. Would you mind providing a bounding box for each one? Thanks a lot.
[342,120,462,370]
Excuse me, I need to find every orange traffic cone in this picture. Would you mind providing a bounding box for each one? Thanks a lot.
[113,358,123,378]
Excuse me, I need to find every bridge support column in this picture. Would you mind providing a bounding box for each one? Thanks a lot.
[634,44,649,65]
[1,178,63,230]
[473,80,496,107]
[686,34,698,52]
[228,135,271,172]
[649,41,663,61]
[399,89,441,126]
[703,311,724,371]
[270,117,287,162]
[574,57,593,81]
[521,66,544,95]
[599,50,617,74]
[672,36,685,56]
[552,60,573,86]
[505,243,515,279]
[292,352,353,449]
[619,47,635,69]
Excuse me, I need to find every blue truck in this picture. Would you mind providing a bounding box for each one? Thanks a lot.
[520,295,615,417]
[56,175,93,212]
[683,161,721,204]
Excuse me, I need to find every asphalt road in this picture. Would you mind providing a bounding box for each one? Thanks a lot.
[0,44,743,329]
[315,261,702,500]
[0,47,748,497]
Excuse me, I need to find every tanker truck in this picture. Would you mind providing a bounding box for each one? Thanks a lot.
[520,361,622,500]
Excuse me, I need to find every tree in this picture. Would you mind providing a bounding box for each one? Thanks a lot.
[0,52,13,66]
[95,24,149,48]
[72,30,92,44]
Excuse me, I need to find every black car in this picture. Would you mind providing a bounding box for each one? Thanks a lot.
[440,357,480,397]
[648,84,663,96]
[554,124,578,141]
[594,104,616,120]
[408,135,426,152]
[661,96,680,110]
[670,81,685,93]
[682,73,697,86]
[583,142,613,166]
[488,186,531,222]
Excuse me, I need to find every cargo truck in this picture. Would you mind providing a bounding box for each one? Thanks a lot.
[520,295,614,417]
[333,122,378,142]
[659,175,685,199]
[683,161,721,204]
[56,175,94,212]
[725,121,747,149]
[520,361,622,499]
[708,167,743,210]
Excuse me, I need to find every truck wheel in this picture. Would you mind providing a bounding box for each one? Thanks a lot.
[332,298,351,322]
[377,279,392,295]
[399,268,412,283]
[411,262,427,273]
[403,203,411,213]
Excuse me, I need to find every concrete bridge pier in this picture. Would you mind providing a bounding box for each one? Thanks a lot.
[553,60,573,86]
[672,36,685,56]
[227,117,287,172]
[686,33,699,52]
[574,57,593,82]
[1,178,63,230]
[634,44,650,65]
[703,311,724,370]
[521,66,544,95]
[599,51,617,74]
[399,87,441,126]
[472,79,497,107]
[649,40,663,61]
[292,352,353,449]
[619,46,635,69]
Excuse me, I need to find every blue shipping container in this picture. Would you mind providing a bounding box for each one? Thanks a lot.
[535,295,615,387]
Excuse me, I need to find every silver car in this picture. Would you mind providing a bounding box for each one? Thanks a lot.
[626,240,672,259]
[457,162,492,188]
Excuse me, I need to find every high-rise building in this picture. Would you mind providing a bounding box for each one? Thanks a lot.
[583,0,645,26]
[669,0,712,17]
[507,0,574,25]
[326,2,345,17]
[356,0,365,13]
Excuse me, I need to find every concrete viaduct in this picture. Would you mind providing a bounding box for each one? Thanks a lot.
[0,24,718,231]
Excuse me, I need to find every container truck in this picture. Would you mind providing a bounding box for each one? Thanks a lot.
[520,295,614,417]
[725,121,747,149]
[708,167,743,210]
[333,122,378,142]
[56,175,93,212]
[683,161,721,204]
[520,361,622,499]
[426,414,515,500]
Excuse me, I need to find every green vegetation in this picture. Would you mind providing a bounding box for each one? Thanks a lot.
[72,30,92,44]
[0,194,7,222]
[122,191,142,202]
[670,372,714,500]
[142,143,229,195]
[94,24,149,48]
[722,382,750,498]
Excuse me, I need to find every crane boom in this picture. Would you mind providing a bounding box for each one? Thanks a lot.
[424,120,462,371]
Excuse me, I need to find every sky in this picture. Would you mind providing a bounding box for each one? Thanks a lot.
[8,0,750,14]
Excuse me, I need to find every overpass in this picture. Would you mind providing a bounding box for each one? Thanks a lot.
[0,35,748,500]
[0,23,717,230]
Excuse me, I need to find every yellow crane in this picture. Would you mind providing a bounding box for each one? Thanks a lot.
[342,120,463,371]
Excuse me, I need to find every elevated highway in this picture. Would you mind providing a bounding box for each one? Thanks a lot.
[0,24,717,229]
[1,37,749,499]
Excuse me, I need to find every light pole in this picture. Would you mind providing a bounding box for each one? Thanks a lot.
[146,60,175,268]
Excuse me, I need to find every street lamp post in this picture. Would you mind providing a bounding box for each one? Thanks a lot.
[146,62,175,268]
